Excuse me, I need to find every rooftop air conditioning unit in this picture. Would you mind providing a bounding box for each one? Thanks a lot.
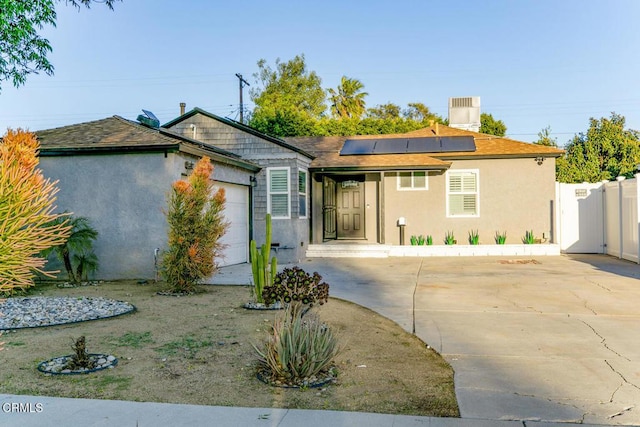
[448,97,481,132]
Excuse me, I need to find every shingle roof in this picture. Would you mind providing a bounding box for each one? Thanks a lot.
[35,116,260,172]
[405,125,565,159]
[285,135,450,171]
[163,108,315,160]
[285,124,564,171]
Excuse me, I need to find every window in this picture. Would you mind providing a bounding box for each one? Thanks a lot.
[447,170,479,217]
[267,167,290,219]
[397,171,428,190]
[298,170,307,218]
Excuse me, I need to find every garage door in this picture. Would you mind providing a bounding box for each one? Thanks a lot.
[215,182,249,266]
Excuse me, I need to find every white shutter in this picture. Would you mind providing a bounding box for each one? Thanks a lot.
[447,170,479,216]
[268,168,290,218]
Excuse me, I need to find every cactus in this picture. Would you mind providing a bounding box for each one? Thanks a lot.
[250,214,277,304]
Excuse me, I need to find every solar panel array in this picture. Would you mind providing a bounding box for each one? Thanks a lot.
[339,136,476,155]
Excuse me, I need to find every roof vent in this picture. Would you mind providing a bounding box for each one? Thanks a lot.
[448,97,481,132]
[137,109,160,128]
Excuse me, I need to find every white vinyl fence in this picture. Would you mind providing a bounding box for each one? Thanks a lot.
[556,175,640,263]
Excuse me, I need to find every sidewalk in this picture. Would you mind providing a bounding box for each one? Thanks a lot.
[0,394,612,427]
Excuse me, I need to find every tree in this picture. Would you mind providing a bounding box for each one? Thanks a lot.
[534,126,558,147]
[41,214,99,284]
[162,157,229,294]
[403,102,441,124]
[0,129,71,293]
[0,0,120,92]
[250,54,326,124]
[556,113,640,183]
[479,113,507,136]
[366,103,402,120]
[327,76,368,119]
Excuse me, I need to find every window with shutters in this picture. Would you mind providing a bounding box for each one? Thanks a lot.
[446,170,479,217]
[298,169,307,218]
[397,171,428,190]
[267,167,290,219]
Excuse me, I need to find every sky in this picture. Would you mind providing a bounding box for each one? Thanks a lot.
[1,0,640,145]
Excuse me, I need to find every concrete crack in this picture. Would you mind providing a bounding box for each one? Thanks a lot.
[579,320,630,361]
[569,291,598,315]
[585,276,611,292]
[605,359,640,392]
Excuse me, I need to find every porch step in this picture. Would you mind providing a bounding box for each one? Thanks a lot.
[306,244,391,258]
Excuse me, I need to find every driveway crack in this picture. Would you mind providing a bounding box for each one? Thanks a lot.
[605,359,640,393]
[569,291,598,315]
[579,320,630,361]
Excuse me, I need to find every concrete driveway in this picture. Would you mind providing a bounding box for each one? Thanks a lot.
[293,255,640,425]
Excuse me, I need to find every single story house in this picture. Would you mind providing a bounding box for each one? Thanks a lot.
[285,124,564,247]
[37,115,261,280]
[35,104,564,280]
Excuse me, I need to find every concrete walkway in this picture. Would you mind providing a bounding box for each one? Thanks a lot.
[2,254,638,426]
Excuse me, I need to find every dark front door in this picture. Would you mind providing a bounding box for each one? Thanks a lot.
[323,176,337,240]
[337,179,365,239]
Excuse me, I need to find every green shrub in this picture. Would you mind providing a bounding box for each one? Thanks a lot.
[262,266,329,309]
[254,303,339,385]
[468,230,479,245]
[494,231,507,244]
[162,157,229,294]
[0,129,71,293]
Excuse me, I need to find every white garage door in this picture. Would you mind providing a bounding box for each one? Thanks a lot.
[215,182,249,266]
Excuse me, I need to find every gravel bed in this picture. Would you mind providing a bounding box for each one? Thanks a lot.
[0,297,135,330]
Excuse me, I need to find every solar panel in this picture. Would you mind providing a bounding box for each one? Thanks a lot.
[340,136,476,155]
[340,139,375,155]
[141,109,159,122]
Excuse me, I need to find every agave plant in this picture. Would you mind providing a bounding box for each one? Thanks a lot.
[444,231,456,245]
[426,235,433,246]
[468,230,480,245]
[522,230,537,244]
[494,231,507,245]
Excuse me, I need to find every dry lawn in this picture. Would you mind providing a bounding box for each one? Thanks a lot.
[0,281,459,417]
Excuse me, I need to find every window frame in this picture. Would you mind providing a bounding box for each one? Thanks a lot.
[298,169,308,219]
[396,170,429,191]
[267,167,291,219]
[446,169,480,218]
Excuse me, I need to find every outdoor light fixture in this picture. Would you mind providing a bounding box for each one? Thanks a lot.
[397,217,406,245]
[250,176,258,188]
[184,161,195,170]
[535,157,545,165]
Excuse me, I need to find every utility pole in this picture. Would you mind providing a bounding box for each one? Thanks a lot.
[235,73,250,124]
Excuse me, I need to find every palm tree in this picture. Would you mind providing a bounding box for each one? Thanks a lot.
[41,215,99,283]
[327,76,368,119]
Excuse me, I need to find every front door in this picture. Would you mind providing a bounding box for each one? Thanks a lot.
[323,176,337,240]
[337,179,365,239]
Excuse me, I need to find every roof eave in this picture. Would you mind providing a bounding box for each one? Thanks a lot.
[163,108,316,160]
[310,164,451,172]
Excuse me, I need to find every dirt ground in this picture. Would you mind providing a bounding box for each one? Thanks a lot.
[0,281,459,417]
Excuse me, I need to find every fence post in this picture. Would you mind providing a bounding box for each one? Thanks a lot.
[616,176,625,259]
[636,173,640,264]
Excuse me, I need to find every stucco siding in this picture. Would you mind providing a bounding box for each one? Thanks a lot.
[382,158,557,245]
[39,151,252,280]
[39,153,180,280]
